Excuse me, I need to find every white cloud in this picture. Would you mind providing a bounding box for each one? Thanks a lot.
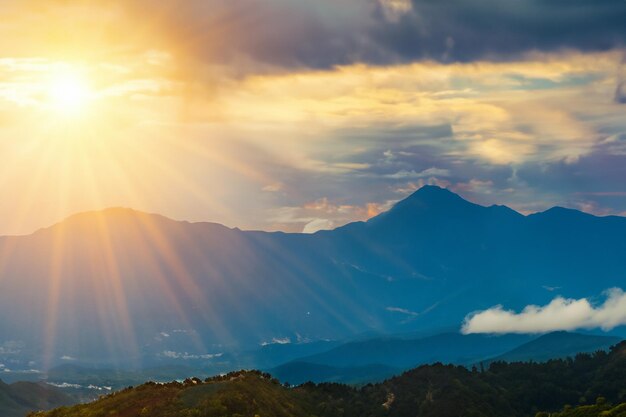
[60,355,76,361]
[47,382,83,389]
[386,168,451,180]
[261,337,292,346]
[386,306,418,316]
[303,218,335,234]
[462,288,626,334]
[161,351,223,360]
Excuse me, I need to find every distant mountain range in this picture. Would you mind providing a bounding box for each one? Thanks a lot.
[269,331,620,385]
[487,331,621,364]
[1,185,626,371]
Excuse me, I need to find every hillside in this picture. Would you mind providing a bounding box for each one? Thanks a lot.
[31,341,626,417]
[0,379,72,417]
[2,186,626,370]
[541,400,626,417]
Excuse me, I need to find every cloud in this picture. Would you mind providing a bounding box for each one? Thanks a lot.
[8,0,624,74]
[269,198,392,233]
[616,82,626,104]
[154,0,626,68]
[372,0,626,64]
[60,355,77,361]
[303,218,335,234]
[616,55,626,104]
[385,167,451,179]
[462,288,626,334]
[161,351,223,360]
[261,337,292,346]
[379,0,413,22]
[386,306,418,316]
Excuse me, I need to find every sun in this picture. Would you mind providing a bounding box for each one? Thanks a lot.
[47,69,93,115]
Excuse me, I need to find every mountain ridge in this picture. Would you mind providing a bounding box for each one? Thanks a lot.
[1,186,626,369]
[9,185,626,239]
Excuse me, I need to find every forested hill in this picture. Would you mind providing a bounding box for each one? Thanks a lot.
[31,341,626,417]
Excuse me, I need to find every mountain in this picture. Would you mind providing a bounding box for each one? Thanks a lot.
[30,341,626,417]
[266,333,534,384]
[1,186,626,370]
[288,333,533,369]
[0,379,72,417]
[488,331,622,363]
[229,340,341,370]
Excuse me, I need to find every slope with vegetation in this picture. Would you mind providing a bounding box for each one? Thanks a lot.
[31,341,626,417]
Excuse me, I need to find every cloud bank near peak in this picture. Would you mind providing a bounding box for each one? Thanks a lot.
[462,288,626,334]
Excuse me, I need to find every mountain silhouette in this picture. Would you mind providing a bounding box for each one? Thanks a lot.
[0,186,625,370]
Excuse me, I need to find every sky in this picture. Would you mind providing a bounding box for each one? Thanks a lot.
[0,0,625,235]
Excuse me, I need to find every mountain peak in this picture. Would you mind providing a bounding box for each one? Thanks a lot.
[392,185,474,212]
[408,185,459,199]
[362,185,480,229]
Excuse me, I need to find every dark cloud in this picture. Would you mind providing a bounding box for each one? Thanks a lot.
[515,135,626,213]
[123,0,626,71]
[372,0,626,64]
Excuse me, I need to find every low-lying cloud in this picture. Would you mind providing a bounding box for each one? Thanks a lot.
[462,288,626,334]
